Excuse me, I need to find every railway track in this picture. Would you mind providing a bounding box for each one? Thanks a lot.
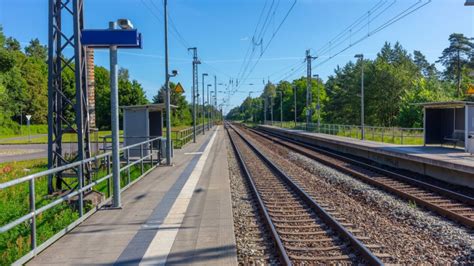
[226,123,387,265]
[247,125,474,228]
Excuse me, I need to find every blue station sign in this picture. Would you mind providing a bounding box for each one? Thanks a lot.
[81,29,142,49]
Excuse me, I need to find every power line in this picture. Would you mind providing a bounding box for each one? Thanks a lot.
[232,0,298,96]
[314,0,432,68]
[315,0,390,57]
[233,0,275,92]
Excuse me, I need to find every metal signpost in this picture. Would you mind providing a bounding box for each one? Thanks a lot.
[82,19,143,208]
[467,84,474,95]
[207,84,212,130]
[175,83,185,94]
[202,73,208,134]
[277,91,283,127]
[293,85,297,126]
[26,115,32,142]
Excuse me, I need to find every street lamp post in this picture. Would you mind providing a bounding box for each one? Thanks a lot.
[313,74,320,131]
[187,47,200,143]
[270,96,274,125]
[207,84,211,130]
[249,91,254,122]
[293,85,297,127]
[214,75,217,125]
[202,73,208,134]
[210,90,215,126]
[163,0,176,166]
[277,91,283,127]
[355,54,365,140]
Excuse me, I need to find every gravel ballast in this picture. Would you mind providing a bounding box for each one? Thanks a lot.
[240,127,473,264]
[225,132,277,265]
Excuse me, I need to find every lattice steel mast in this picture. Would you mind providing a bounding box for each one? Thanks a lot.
[48,0,91,194]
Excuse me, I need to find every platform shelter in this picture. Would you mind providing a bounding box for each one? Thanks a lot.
[121,103,177,156]
[420,101,474,153]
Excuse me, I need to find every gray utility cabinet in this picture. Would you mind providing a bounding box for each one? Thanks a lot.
[122,104,174,157]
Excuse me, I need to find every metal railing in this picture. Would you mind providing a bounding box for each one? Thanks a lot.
[266,121,424,145]
[172,122,212,149]
[0,137,163,265]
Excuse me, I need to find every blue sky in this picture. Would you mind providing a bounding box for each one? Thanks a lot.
[0,0,473,113]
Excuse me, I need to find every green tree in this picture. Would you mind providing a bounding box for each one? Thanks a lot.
[0,25,5,47]
[95,66,111,129]
[413,50,437,78]
[94,66,148,129]
[25,38,47,61]
[5,37,20,51]
[437,33,474,97]
[153,82,192,127]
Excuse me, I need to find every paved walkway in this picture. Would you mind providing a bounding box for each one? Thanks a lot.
[0,134,47,143]
[27,126,238,265]
[0,144,47,163]
[0,143,105,163]
[262,125,474,172]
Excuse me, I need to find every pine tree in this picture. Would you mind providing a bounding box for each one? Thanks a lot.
[437,33,474,97]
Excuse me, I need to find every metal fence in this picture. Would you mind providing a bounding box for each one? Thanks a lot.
[0,137,163,265]
[266,121,424,145]
[172,122,212,149]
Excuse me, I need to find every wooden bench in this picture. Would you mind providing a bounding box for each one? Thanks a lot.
[443,131,465,148]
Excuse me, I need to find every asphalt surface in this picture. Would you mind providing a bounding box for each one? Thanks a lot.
[0,134,47,143]
[0,143,105,163]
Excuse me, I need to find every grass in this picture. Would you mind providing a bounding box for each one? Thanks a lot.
[273,121,424,146]
[0,131,120,144]
[1,126,196,146]
[0,157,153,265]
[0,125,48,140]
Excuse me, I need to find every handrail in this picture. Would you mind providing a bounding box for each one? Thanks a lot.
[172,122,212,148]
[0,136,163,265]
[265,121,424,145]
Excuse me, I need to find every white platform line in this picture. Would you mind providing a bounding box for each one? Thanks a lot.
[184,152,203,155]
[139,128,218,265]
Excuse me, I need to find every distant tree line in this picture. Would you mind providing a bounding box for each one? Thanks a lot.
[227,33,474,128]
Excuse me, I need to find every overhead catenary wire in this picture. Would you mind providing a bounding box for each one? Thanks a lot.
[141,0,232,91]
[315,0,391,57]
[274,0,432,84]
[314,0,432,68]
[317,0,397,58]
[232,0,298,97]
[234,0,286,92]
[259,0,392,85]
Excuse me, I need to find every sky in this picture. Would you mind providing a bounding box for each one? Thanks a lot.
[0,0,473,114]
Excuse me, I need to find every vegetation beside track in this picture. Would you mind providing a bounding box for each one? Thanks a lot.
[0,158,151,264]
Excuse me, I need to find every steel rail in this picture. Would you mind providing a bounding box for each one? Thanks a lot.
[228,123,383,265]
[226,124,291,265]
[252,126,474,228]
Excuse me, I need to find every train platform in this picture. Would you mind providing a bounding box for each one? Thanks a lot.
[258,125,474,188]
[27,126,238,265]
